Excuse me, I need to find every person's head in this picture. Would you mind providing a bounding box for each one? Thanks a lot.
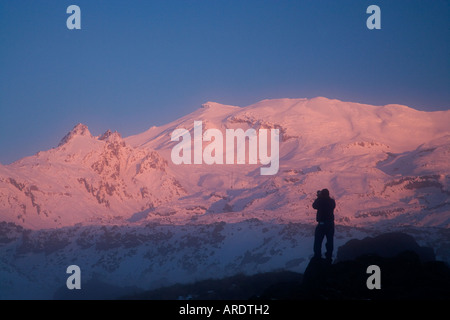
[320,188,330,198]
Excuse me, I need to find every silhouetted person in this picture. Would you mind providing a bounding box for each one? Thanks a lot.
[312,189,335,263]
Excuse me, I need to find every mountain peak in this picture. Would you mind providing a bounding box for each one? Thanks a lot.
[201,101,239,109]
[99,129,122,142]
[201,102,222,109]
[58,123,92,146]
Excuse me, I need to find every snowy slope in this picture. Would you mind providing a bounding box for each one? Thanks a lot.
[1,220,447,299]
[0,97,449,299]
[126,97,450,228]
[0,124,186,229]
[0,97,449,229]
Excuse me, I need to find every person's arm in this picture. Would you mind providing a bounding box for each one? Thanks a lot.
[313,199,318,209]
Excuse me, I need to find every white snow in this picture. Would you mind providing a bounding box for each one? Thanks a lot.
[0,97,449,299]
[0,97,448,229]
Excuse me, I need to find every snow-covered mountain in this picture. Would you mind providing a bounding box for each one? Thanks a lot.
[1,97,449,229]
[0,97,449,299]
[0,124,186,229]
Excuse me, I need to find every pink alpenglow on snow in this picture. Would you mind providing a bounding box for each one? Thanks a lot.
[170,121,280,175]
[0,97,449,229]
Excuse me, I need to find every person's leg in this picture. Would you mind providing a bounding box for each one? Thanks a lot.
[313,224,325,258]
[324,223,335,261]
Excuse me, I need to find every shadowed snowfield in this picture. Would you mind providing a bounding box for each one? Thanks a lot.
[0,97,449,299]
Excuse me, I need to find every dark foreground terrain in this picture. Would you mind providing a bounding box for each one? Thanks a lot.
[121,233,450,300]
[119,251,449,300]
[55,232,450,300]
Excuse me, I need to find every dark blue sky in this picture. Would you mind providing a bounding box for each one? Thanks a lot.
[0,0,449,164]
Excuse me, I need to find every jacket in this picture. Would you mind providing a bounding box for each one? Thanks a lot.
[312,197,336,223]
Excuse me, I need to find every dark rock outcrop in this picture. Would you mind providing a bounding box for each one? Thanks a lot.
[291,251,450,300]
[336,232,435,263]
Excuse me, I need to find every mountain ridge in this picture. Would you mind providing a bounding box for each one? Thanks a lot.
[0,97,449,299]
[0,97,448,229]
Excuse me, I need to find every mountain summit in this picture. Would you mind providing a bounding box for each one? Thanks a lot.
[58,123,92,146]
[0,97,449,229]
